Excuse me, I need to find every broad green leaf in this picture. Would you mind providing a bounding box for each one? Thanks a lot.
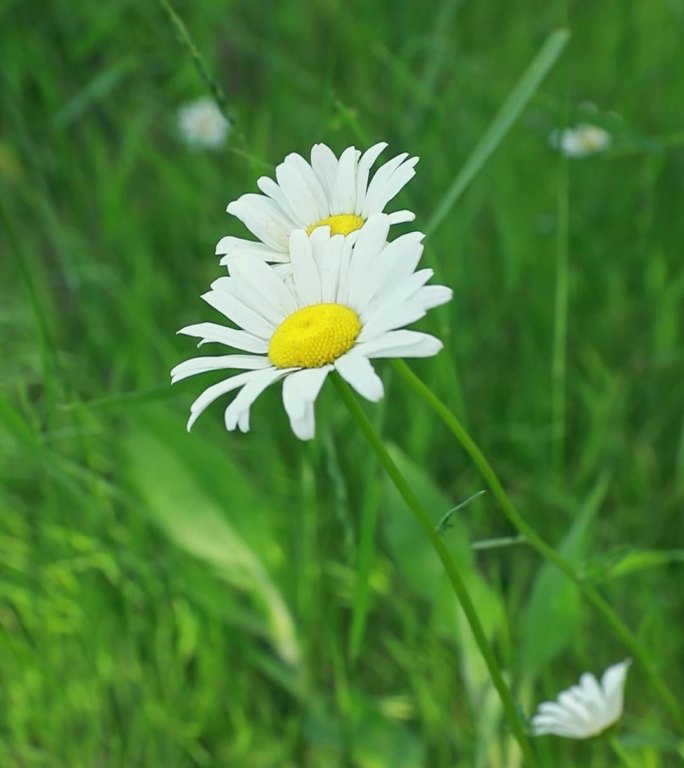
[124,415,300,667]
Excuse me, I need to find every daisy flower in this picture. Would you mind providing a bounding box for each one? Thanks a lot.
[173,215,451,440]
[550,123,612,158]
[216,142,418,268]
[530,660,631,739]
[178,97,231,150]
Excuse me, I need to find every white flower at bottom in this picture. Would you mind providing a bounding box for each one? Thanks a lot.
[178,97,231,150]
[216,142,418,267]
[550,123,612,158]
[172,215,451,440]
[530,660,631,739]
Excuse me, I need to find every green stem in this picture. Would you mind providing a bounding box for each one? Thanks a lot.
[607,735,639,768]
[393,358,684,731]
[157,0,233,121]
[332,373,539,767]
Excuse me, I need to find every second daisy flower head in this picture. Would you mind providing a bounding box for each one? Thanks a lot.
[216,142,418,269]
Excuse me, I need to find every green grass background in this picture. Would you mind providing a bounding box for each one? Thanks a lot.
[2,0,684,765]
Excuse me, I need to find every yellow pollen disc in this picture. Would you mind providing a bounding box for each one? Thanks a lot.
[306,213,365,237]
[268,303,361,369]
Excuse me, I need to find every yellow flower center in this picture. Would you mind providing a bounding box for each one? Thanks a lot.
[306,213,365,237]
[268,303,361,369]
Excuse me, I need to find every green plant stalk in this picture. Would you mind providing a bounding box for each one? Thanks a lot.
[157,0,233,122]
[393,358,684,730]
[332,373,539,767]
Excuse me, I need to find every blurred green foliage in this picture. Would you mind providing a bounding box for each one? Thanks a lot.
[2,0,684,765]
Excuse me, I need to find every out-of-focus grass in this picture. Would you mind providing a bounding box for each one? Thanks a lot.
[2,0,684,765]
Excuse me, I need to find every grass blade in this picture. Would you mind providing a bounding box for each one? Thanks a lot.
[426,28,570,234]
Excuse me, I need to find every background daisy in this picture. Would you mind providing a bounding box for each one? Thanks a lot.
[178,96,232,150]
[549,123,612,158]
[530,660,631,739]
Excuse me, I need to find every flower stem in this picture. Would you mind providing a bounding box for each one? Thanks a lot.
[332,373,539,767]
[393,358,684,731]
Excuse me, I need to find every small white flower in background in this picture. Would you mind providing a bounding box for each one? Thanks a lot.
[172,215,451,440]
[530,659,631,739]
[178,97,231,150]
[550,123,612,158]
[216,142,417,268]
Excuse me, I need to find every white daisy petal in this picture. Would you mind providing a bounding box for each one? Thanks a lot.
[530,660,630,739]
[201,290,274,339]
[363,268,432,314]
[289,402,316,441]
[557,691,592,723]
[219,248,291,269]
[386,209,416,225]
[276,156,321,226]
[356,256,429,313]
[376,232,425,294]
[186,370,260,430]
[313,232,344,303]
[412,285,453,311]
[289,229,322,306]
[364,158,418,214]
[335,236,356,306]
[531,718,587,738]
[224,367,287,432]
[356,330,443,359]
[226,194,295,250]
[357,302,426,342]
[256,175,299,222]
[331,146,359,214]
[215,236,283,261]
[209,275,233,292]
[334,354,384,401]
[361,152,417,218]
[282,153,328,219]
[310,142,339,198]
[577,675,606,718]
[601,660,631,721]
[229,257,298,322]
[536,702,578,719]
[282,367,331,422]
[601,660,631,701]
[347,214,391,306]
[354,142,388,213]
[171,354,271,383]
[177,323,268,353]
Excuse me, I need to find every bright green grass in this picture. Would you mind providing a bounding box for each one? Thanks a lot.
[2,0,684,765]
